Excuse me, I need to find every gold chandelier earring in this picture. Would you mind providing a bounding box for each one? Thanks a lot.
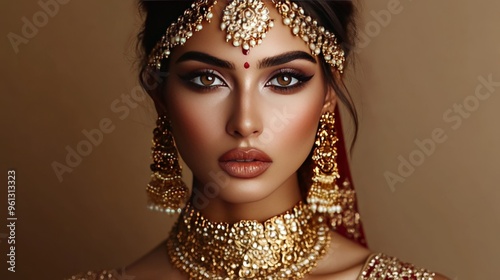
[307,112,343,224]
[146,115,189,214]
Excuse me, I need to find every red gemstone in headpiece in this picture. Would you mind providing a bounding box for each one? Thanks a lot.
[242,49,250,55]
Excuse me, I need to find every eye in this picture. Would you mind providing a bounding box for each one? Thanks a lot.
[190,72,226,87]
[265,70,314,92]
[267,73,300,87]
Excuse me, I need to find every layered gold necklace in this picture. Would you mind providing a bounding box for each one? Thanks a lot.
[167,201,331,280]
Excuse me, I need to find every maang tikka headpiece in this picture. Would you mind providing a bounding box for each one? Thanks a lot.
[148,0,346,72]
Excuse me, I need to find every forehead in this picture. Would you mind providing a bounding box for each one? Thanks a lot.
[168,0,313,63]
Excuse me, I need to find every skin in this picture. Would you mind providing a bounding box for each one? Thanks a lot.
[164,5,326,222]
[127,1,450,279]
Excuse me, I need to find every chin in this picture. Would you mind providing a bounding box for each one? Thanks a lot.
[189,164,301,210]
[213,179,280,204]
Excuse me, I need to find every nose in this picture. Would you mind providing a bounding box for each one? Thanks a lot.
[225,88,263,138]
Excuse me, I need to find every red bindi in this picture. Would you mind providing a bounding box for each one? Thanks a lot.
[244,62,250,69]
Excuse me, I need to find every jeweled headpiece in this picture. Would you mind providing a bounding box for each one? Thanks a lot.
[148,0,346,72]
[221,0,274,52]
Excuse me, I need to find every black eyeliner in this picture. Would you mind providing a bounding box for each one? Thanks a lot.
[266,69,314,93]
[177,70,227,92]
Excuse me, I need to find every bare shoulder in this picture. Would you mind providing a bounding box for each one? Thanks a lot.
[309,231,450,280]
[308,231,372,279]
[125,240,185,280]
[65,241,181,280]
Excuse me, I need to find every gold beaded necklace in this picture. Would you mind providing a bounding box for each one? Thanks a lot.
[167,201,331,280]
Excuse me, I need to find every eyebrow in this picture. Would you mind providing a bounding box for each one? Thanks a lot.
[176,51,235,69]
[258,51,317,68]
[175,50,316,69]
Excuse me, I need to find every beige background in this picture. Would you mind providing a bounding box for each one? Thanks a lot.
[1,0,499,279]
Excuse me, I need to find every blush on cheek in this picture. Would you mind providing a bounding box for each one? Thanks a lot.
[167,104,200,146]
[290,97,323,134]
[292,110,320,146]
[168,94,208,137]
[270,106,321,159]
[168,99,226,158]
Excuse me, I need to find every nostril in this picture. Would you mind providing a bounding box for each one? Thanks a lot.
[226,98,263,138]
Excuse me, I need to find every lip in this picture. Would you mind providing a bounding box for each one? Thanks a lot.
[218,148,272,179]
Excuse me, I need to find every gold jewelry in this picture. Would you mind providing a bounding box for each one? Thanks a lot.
[148,0,346,72]
[333,178,364,240]
[146,116,189,214]
[308,113,364,234]
[167,201,331,280]
[148,0,218,70]
[272,0,346,72]
[221,0,274,53]
[359,253,436,279]
[307,112,343,223]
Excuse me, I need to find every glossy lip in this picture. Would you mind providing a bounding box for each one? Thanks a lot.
[218,148,273,179]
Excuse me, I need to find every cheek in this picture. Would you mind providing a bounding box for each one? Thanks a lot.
[165,90,215,156]
[277,103,321,153]
[164,87,232,179]
[296,108,321,142]
[263,92,324,162]
[170,102,212,141]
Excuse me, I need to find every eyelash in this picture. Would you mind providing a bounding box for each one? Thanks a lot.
[265,69,314,93]
[179,70,227,92]
[179,69,314,93]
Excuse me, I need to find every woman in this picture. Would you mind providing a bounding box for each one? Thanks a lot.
[69,0,448,279]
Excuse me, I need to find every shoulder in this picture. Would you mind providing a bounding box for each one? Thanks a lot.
[310,231,449,280]
[358,253,447,279]
[308,231,371,279]
[124,240,184,280]
[65,270,122,280]
[66,241,180,280]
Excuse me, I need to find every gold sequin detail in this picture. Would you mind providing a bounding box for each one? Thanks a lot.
[167,201,331,280]
[66,269,120,280]
[65,252,438,279]
[359,253,436,280]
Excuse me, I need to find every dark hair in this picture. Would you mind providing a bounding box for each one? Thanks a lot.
[136,0,359,196]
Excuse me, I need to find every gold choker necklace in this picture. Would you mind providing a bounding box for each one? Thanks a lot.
[167,201,331,280]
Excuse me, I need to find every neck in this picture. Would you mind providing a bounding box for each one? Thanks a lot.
[190,174,303,223]
[167,196,331,280]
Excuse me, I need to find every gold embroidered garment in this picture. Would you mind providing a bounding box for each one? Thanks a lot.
[66,252,436,280]
[359,253,435,279]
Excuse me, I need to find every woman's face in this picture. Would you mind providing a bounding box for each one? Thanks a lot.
[163,2,335,207]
